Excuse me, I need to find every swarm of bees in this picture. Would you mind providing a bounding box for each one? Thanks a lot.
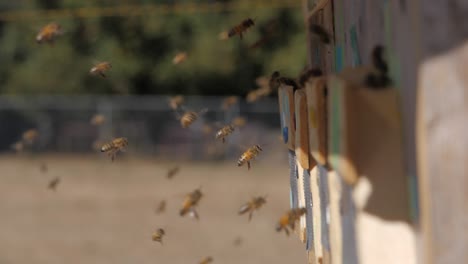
[238,196,267,221]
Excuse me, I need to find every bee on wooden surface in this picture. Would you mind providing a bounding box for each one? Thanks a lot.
[238,196,267,221]
[237,145,263,170]
[22,129,39,145]
[155,200,167,214]
[178,109,208,129]
[167,166,180,179]
[90,62,112,78]
[172,52,188,65]
[36,22,63,44]
[231,116,247,128]
[100,137,128,162]
[168,95,185,111]
[228,18,255,39]
[180,188,203,220]
[298,68,323,87]
[152,228,165,244]
[90,114,105,126]
[47,177,60,191]
[275,207,307,236]
[199,256,214,264]
[221,96,239,111]
[215,124,235,143]
[309,24,331,44]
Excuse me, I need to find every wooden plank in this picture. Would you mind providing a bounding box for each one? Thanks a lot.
[318,165,331,264]
[295,89,316,169]
[309,166,322,264]
[306,77,329,167]
[327,69,411,222]
[278,85,296,151]
[417,41,468,264]
[328,170,342,264]
[297,163,307,242]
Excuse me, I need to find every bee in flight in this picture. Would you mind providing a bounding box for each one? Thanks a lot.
[10,141,24,152]
[215,124,235,143]
[237,145,263,170]
[168,95,185,111]
[47,177,61,191]
[155,200,167,214]
[100,137,128,162]
[231,116,247,128]
[167,166,180,179]
[172,52,188,65]
[22,129,39,145]
[152,228,165,244]
[90,61,112,78]
[178,109,208,129]
[90,114,105,126]
[275,207,307,236]
[238,196,267,221]
[180,188,203,220]
[40,162,48,174]
[199,256,214,264]
[36,22,63,44]
[228,18,255,39]
[221,96,239,111]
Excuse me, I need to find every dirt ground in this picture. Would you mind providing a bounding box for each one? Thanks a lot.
[0,154,416,264]
[0,154,308,264]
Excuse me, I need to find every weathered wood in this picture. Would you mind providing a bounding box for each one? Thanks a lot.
[278,85,296,151]
[297,163,307,242]
[309,166,322,264]
[306,77,329,167]
[417,41,468,264]
[327,171,342,264]
[295,89,315,169]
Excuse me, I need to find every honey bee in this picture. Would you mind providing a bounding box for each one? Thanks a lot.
[179,109,207,129]
[90,61,112,78]
[172,52,188,65]
[100,137,128,161]
[199,256,214,264]
[309,24,331,44]
[168,95,185,111]
[228,18,255,39]
[47,177,61,191]
[238,196,267,221]
[167,166,180,179]
[237,145,263,170]
[152,228,165,244]
[180,188,203,220]
[365,45,392,89]
[215,124,235,143]
[36,22,62,44]
[221,96,239,111]
[298,68,323,87]
[276,207,307,236]
[40,162,48,174]
[22,129,39,145]
[231,117,247,128]
[155,200,167,214]
[90,114,105,125]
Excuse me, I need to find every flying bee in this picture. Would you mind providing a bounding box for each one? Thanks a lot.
[155,200,167,214]
[47,177,61,191]
[309,24,331,44]
[215,124,235,143]
[168,95,185,111]
[90,61,112,78]
[90,114,105,126]
[228,18,255,39]
[36,22,62,44]
[180,188,203,220]
[275,207,307,236]
[100,137,128,162]
[237,145,263,170]
[172,52,188,65]
[22,129,39,145]
[178,109,208,129]
[167,166,180,179]
[231,116,247,128]
[221,96,239,111]
[238,196,267,221]
[152,228,165,244]
[40,162,48,174]
[199,256,214,264]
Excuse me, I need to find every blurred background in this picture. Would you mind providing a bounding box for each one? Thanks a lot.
[0,1,309,264]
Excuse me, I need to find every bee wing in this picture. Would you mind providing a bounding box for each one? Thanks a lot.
[238,204,251,215]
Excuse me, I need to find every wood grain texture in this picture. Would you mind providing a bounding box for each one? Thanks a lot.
[297,163,307,242]
[309,166,323,263]
[328,171,343,264]
[417,41,468,264]
[295,89,315,169]
[278,85,296,151]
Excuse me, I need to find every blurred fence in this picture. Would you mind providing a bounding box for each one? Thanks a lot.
[0,95,280,161]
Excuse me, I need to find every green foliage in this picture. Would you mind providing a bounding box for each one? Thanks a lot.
[0,1,305,95]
